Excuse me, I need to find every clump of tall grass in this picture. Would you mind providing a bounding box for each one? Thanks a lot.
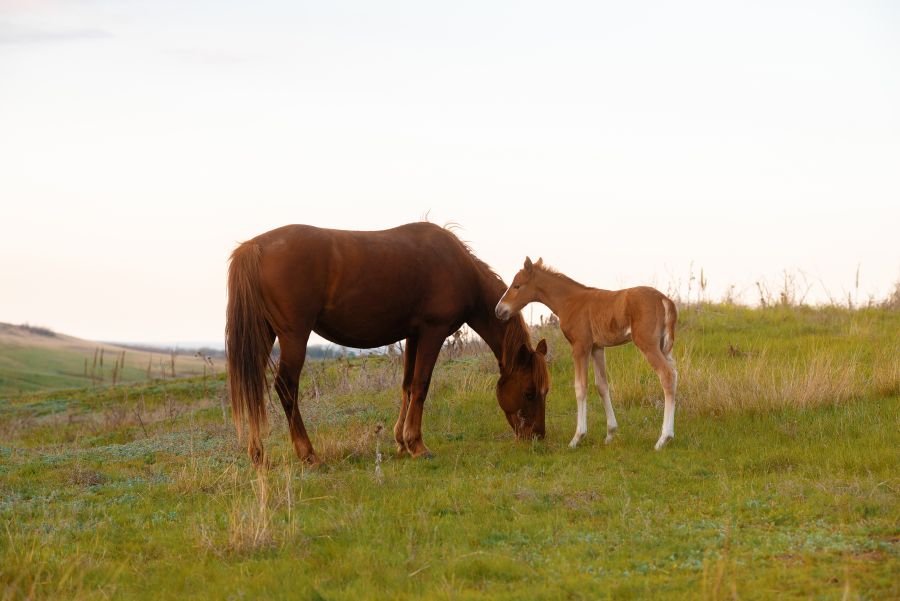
[675,348,863,413]
[227,467,274,553]
[193,454,311,557]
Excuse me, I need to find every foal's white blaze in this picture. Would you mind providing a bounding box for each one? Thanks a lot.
[495,284,513,319]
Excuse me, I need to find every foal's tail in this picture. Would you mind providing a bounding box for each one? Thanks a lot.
[226,241,272,464]
[661,296,678,358]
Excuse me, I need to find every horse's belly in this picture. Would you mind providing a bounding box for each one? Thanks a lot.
[313,307,412,349]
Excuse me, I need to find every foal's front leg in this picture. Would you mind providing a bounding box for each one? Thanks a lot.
[569,345,591,448]
[591,347,618,444]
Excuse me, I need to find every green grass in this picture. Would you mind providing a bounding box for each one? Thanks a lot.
[1,305,898,599]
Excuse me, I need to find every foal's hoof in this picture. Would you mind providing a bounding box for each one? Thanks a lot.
[654,435,673,450]
[605,427,617,445]
[568,436,582,449]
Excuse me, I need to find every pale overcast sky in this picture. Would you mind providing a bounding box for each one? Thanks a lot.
[1,1,898,345]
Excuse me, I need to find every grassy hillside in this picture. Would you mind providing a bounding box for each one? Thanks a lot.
[1,305,897,599]
[0,323,223,397]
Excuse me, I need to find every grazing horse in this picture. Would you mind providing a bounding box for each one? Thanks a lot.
[495,258,678,450]
[226,223,549,465]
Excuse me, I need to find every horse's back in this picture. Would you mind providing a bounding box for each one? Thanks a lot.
[248,222,480,347]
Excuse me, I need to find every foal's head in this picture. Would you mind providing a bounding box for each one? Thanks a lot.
[495,256,542,321]
[496,336,549,440]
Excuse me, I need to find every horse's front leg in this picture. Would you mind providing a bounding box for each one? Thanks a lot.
[401,329,445,459]
[569,344,591,448]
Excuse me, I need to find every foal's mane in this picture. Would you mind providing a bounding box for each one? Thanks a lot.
[534,260,588,290]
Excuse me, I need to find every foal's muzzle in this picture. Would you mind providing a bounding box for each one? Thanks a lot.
[495,303,511,321]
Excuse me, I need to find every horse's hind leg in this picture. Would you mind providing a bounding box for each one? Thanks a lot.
[635,341,677,450]
[591,347,618,444]
[274,331,319,464]
[394,336,418,455]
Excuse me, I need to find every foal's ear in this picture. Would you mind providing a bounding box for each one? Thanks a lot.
[524,257,533,272]
[535,339,548,356]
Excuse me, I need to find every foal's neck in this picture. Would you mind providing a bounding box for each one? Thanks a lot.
[534,268,588,315]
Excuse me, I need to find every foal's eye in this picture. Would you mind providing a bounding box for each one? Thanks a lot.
[512,285,521,290]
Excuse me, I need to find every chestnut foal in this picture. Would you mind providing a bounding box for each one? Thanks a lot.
[495,258,678,450]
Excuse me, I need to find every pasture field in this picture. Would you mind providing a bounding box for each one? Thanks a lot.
[0,323,222,397]
[1,304,898,599]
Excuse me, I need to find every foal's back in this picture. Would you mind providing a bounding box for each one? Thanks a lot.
[563,285,669,348]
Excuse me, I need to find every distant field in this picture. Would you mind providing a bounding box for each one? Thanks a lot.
[0,323,224,397]
[0,305,897,599]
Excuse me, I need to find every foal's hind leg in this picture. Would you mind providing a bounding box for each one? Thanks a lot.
[274,331,320,465]
[635,342,677,450]
[591,347,618,444]
[394,336,418,455]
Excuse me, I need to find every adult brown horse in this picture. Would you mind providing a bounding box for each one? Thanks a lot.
[226,222,549,465]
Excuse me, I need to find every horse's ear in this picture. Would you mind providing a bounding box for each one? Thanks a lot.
[524,257,533,272]
[535,257,544,268]
[516,343,530,366]
[535,339,548,356]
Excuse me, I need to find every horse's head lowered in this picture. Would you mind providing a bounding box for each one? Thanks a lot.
[496,332,549,440]
[495,256,542,322]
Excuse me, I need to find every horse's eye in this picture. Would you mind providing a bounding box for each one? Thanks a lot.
[524,391,536,401]
[512,284,521,290]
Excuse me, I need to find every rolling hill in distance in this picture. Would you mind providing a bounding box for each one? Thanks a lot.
[0,322,224,397]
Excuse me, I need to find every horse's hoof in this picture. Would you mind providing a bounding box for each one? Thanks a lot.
[568,437,581,449]
[396,443,408,456]
[302,453,324,467]
[604,434,615,445]
[409,446,434,459]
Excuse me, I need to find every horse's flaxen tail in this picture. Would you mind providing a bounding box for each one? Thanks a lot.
[226,241,273,464]
[661,296,678,359]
